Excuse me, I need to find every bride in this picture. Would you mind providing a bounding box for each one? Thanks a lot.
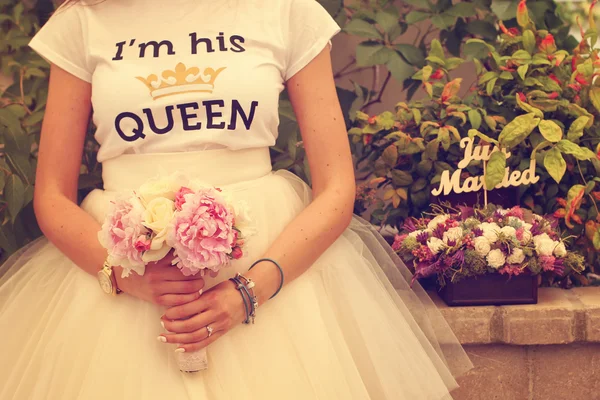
[0,0,472,398]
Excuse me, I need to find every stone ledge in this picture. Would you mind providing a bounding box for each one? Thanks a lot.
[430,287,600,345]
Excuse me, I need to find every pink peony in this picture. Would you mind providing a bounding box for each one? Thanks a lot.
[168,188,237,276]
[392,234,408,251]
[98,197,149,276]
[174,187,195,211]
[540,255,556,272]
[506,206,525,220]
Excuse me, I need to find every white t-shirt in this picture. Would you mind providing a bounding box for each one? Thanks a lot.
[29,0,340,163]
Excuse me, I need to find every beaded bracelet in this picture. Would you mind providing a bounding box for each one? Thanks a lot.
[249,258,284,300]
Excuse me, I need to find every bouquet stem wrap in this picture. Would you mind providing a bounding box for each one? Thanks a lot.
[177,348,208,372]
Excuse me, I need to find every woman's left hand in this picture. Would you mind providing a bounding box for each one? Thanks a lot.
[159,280,246,353]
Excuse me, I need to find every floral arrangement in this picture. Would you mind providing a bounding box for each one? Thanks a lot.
[392,204,586,287]
[98,173,251,279]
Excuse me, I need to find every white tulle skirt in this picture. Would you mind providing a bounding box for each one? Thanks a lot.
[0,148,472,400]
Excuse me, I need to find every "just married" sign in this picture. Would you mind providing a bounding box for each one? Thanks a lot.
[431,137,539,197]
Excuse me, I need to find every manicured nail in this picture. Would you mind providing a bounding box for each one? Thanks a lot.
[175,348,186,353]
[157,336,167,343]
[161,320,165,329]
[199,289,203,296]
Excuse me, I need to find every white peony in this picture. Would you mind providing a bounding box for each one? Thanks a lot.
[523,223,533,231]
[508,216,522,227]
[427,215,449,230]
[487,249,506,269]
[427,237,446,255]
[480,222,501,243]
[533,233,551,247]
[520,229,533,244]
[138,176,179,203]
[500,226,517,238]
[141,197,175,263]
[553,241,567,257]
[507,248,525,265]
[473,236,492,257]
[443,227,464,244]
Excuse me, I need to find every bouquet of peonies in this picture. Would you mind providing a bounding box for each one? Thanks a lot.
[392,205,585,287]
[98,173,252,372]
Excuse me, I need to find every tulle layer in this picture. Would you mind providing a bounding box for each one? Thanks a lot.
[0,151,472,400]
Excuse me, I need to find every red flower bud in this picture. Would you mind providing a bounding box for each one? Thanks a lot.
[499,21,516,37]
[430,69,444,80]
[572,56,578,72]
[548,92,559,99]
[538,33,557,53]
[517,92,527,102]
[363,134,373,145]
[568,83,582,92]
[367,116,377,125]
[549,74,562,86]
[575,74,589,85]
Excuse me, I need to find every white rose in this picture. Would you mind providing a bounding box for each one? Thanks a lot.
[138,177,179,203]
[443,227,464,244]
[487,249,506,269]
[553,241,567,257]
[520,229,533,244]
[533,233,551,247]
[427,215,449,230]
[507,248,525,264]
[480,222,500,243]
[535,238,555,257]
[523,223,533,231]
[500,226,517,238]
[427,237,446,255]
[141,197,175,263]
[474,236,492,257]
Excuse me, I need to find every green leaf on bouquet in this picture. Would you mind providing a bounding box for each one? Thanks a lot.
[485,151,506,190]
[544,147,566,183]
[5,174,25,222]
[567,116,589,141]
[557,140,596,160]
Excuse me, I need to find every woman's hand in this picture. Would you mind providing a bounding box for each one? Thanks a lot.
[115,253,206,307]
[158,280,246,353]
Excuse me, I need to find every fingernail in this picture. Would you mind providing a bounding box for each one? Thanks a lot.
[157,336,167,343]
[175,348,186,353]
[160,321,165,329]
[199,289,203,296]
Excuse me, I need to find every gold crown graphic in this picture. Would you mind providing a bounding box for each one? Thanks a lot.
[136,63,226,100]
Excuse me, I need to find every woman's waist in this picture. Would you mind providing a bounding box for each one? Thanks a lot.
[101,147,272,192]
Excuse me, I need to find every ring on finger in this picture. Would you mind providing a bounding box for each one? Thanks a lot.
[206,325,214,338]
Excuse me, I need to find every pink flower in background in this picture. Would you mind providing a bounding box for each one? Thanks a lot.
[540,255,556,272]
[392,234,407,251]
[174,187,194,211]
[231,247,244,260]
[168,188,237,276]
[134,235,151,252]
[98,197,148,276]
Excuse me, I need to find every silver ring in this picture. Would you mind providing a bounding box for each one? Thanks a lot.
[206,325,214,337]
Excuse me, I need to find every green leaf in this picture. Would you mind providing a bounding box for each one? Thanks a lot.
[431,14,457,30]
[444,57,464,70]
[567,116,589,141]
[466,20,497,40]
[447,2,476,17]
[394,44,425,67]
[344,19,383,39]
[522,30,535,54]
[424,139,439,161]
[405,11,431,24]
[516,94,543,118]
[5,174,25,222]
[387,52,415,83]
[485,151,506,190]
[594,230,600,251]
[557,140,597,160]
[486,77,497,96]
[589,87,600,114]
[382,144,398,167]
[468,129,499,145]
[356,42,394,67]
[429,39,445,61]
[391,170,413,186]
[425,55,446,66]
[499,71,513,80]
[498,113,540,147]
[538,120,563,143]
[412,108,421,124]
[463,39,494,59]
[478,71,498,85]
[417,160,433,176]
[468,109,482,129]
[517,64,528,80]
[375,10,399,35]
[512,49,532,63]
[544,147,566,183]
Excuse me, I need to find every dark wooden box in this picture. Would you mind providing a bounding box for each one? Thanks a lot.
[438,272,538,307]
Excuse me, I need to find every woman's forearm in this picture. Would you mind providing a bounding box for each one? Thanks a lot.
[246,182,355,305]
[35,193,108,278]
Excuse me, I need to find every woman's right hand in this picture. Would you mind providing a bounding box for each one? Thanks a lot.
[113,253,205,307]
